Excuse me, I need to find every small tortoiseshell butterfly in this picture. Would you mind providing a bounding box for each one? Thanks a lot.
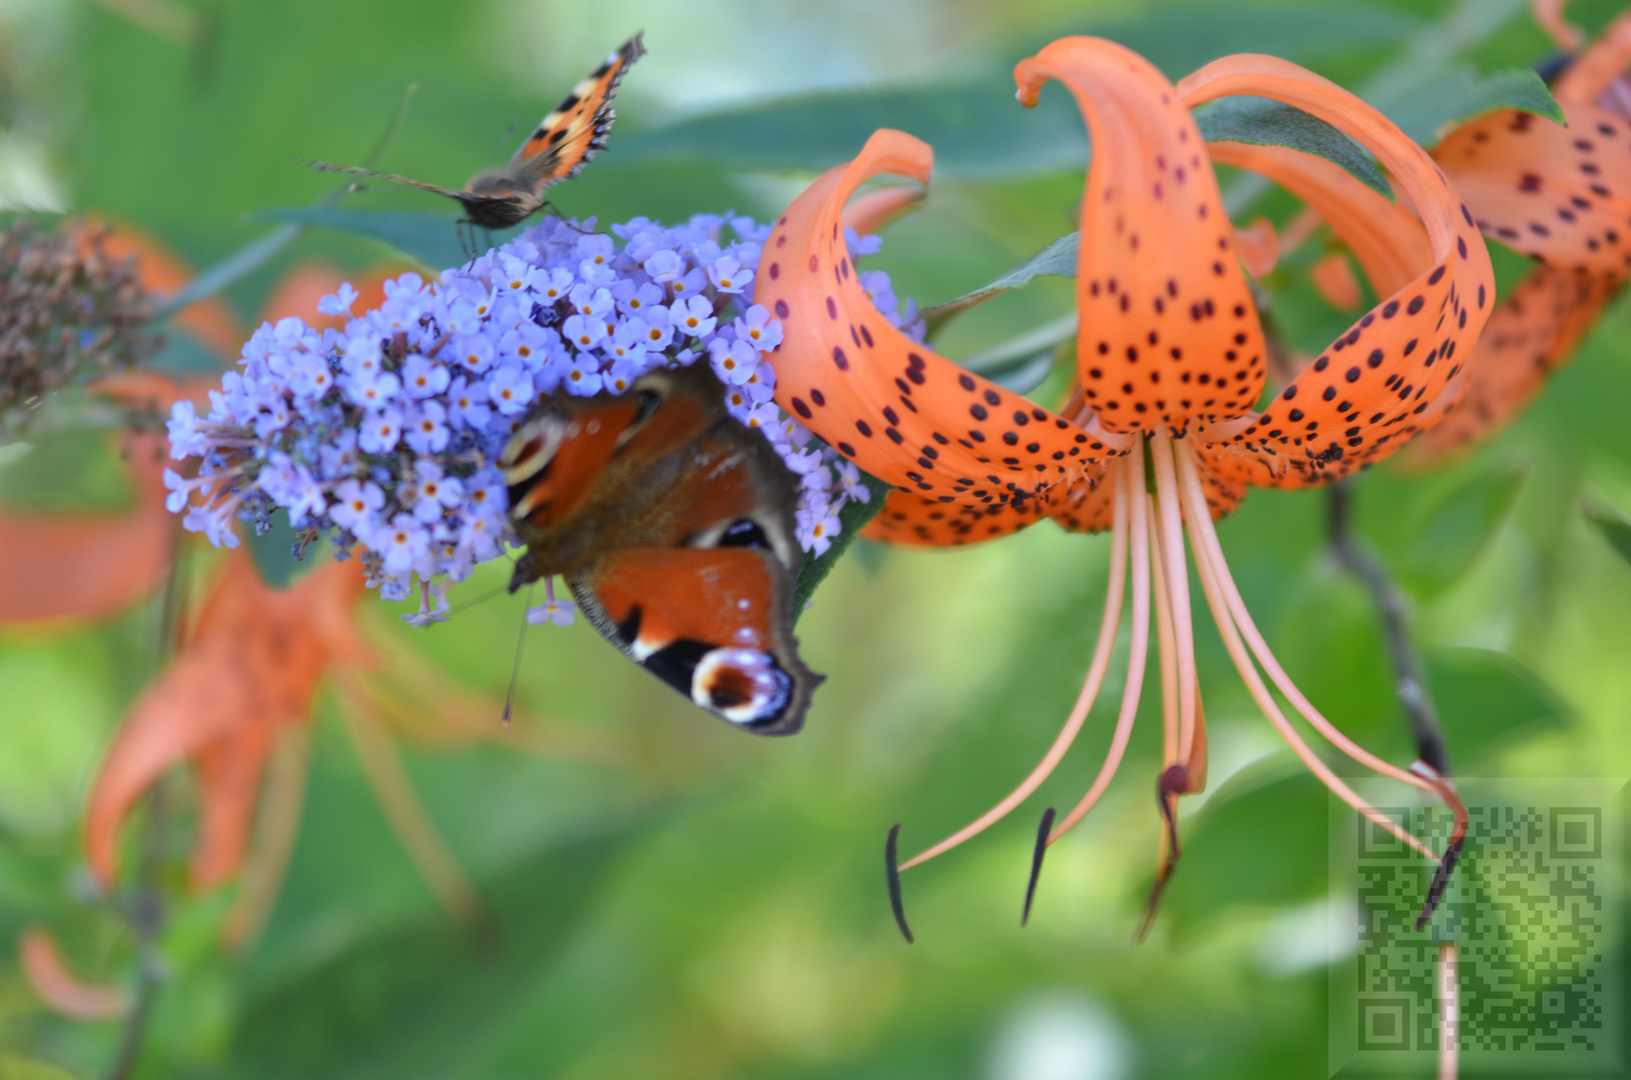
[499,361,822,734]
[311,33,645,229]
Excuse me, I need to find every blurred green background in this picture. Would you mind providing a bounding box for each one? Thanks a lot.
[3,0,1631,1076]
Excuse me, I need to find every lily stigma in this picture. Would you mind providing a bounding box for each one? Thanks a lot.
[757,37,1487,935]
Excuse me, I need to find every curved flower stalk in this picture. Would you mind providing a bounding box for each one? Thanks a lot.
[164,213,924,608]
[759,38,1489,928]
[1402,6,1631,462]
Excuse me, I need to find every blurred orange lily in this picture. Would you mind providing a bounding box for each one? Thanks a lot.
[761,38,1485,926]
[84,551,372,890]
[66,250,475,946]
[1404,5,1631,462]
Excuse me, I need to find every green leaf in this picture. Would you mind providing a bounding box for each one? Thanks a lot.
[1395,467,1524,598]
[0,1054,81,1080]
[1273,560,1400,746]
[948,312,1076,394]
[922,236,1079,335]
[1194,96,1389,198]
[1585,505,1631,570]
[1424,646,1570,763]
[792,467,892,620]
[244,510,329,591]
[1374,67,1564,146]
[616,80,1088,181]
[251,207,512,273]
[225,819,649,1079]
[1087,2,1420,81]
[1162,767,1332,935]
[611,6,1417,180]
[150,330,229,375]
[151,84,421,321]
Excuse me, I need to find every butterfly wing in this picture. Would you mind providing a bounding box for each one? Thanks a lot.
[502,33,646,193]
[501,362,820,734]
[572,543,819,735]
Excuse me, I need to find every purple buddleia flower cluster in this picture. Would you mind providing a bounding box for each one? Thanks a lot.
[164,213,923,613]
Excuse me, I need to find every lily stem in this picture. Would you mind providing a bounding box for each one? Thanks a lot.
[107,517,187,1080]
[1325,480,1452,778]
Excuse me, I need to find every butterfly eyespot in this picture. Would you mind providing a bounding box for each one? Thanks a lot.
[691,647,791,725]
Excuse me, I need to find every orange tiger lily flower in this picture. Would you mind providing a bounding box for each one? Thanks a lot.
[84,551,372,890]
[1402,6,1631,462]
[760,38,1486,926]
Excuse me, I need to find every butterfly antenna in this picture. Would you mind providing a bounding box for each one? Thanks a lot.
[485,119,518,171]
[502,583,535,726]
[363,82,420,170]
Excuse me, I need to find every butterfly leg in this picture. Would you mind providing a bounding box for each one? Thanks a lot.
[456,219,477,263]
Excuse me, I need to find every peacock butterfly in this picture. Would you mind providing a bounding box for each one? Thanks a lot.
[309,34,645,230]
[499,361,822,734]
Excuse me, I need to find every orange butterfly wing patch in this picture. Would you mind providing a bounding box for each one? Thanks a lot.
[507,33,647,187]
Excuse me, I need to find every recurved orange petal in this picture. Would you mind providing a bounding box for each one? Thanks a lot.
[190,721,278,889]
[1234,217,1280,278]
[1178,54,1494,485]
[1016,38,1268,433]
[759,129,1104,504]
[1203,142,1433,299]
[84,553,367,888]
[1404,265,1612,462]
[1310,252,1363,310]
[17,927,129,1021]
[1552,9,1631,107]
[839,184,926,238]
[0,433,175,625]
[1435,102,1631,282]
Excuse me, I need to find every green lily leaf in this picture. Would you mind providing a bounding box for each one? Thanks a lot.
[611,5,1418,179]
[1195,96,1388,197]
[250,207,512,273]
[1161,766,1331,936]
[1395,467,1525,598]
[1585,504,1631,570]
[923,236,1079,337]
[1372,67,1564,146]
[152,84,420,321]
[1424,646,1571,764]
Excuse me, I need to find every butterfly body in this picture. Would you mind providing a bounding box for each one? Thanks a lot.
[500,362,821,735]
[310,34,645,232]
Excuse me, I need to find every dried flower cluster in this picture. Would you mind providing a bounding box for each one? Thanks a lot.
[0,219,158,436]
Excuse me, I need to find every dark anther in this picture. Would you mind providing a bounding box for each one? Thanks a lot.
[1022,807,1057,927]
[1415,835,1465,931]
[1136,764,1189,942]
[886,824,914,944]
